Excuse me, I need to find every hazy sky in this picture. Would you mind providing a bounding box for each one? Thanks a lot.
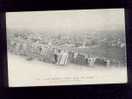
[6,9,125,33]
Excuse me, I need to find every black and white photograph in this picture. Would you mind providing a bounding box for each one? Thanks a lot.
[6,9,127,87]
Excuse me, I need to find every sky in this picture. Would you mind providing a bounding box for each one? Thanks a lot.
[6,9,125,34]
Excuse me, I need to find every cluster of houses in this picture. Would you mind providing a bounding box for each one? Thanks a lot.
[7,32,125,67]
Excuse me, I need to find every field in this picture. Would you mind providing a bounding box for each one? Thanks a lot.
[8,52,127,87]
